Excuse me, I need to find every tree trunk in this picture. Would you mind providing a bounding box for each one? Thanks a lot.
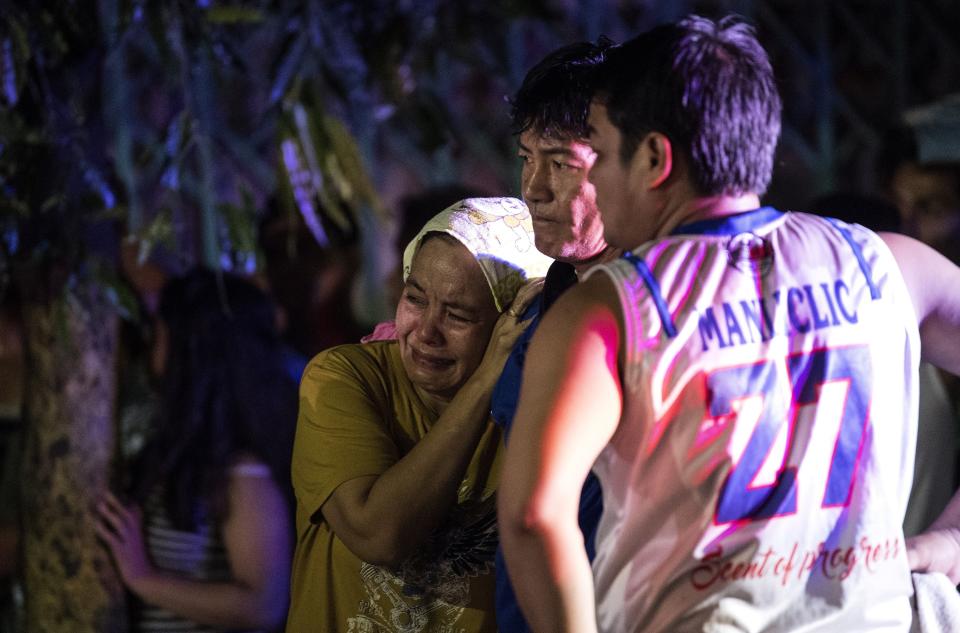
[20,278,126,632]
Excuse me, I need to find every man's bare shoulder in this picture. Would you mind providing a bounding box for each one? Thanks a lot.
[534,273,623,347]
[556,272,620,314]
[879,232,960,317]
[878,230,953,269]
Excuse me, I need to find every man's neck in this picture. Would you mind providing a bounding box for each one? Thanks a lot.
[656,193,762,239]
[570,245,623,277]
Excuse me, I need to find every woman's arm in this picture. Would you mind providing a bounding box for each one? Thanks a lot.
[320,281,542,568]
[97,465,292,630]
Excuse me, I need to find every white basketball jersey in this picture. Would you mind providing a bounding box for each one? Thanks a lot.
[584,208,920,632]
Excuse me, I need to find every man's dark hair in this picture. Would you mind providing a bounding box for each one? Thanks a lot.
[595,15,781,196]
[510,37,614,140]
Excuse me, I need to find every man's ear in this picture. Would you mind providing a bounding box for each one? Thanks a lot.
[636,132,673,189]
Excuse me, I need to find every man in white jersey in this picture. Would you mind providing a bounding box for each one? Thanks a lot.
[498,14,960,633]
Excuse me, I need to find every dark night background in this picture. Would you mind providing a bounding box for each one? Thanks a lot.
[0,1,958,631]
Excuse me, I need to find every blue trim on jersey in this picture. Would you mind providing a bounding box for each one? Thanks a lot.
[671,206,784,236]
[622,251,678,338]
[825,218,881,300]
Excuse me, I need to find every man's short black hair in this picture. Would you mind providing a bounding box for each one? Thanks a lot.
[595,15,782,197]
[510,37,614,140]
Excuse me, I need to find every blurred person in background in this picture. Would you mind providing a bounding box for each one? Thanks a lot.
[258,198,366,362]
[876,107,960,537]
[878,93,960,266]
[97,269,297,633]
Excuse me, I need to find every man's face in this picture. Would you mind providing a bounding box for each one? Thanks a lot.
[518,129,608,263]
[395,236,499,404]
[586,102,644,249]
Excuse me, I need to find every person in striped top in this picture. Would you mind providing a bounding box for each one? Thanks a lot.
[97,269,298,632]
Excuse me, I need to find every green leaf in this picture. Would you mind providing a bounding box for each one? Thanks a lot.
[321,114,387,220]
[129,210,175,265]
[205,7,265,25]
[219,194,258,261]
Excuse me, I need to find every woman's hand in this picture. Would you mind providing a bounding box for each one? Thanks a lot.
[95,491,156,595]
[475,278,545,379]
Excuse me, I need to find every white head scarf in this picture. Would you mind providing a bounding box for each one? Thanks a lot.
[402,197,553,312]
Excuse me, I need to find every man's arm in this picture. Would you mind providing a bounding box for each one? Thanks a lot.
[906,489,960,583]
[498,275,623,633]
[881,232,960,374]
[880,232,960,581]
